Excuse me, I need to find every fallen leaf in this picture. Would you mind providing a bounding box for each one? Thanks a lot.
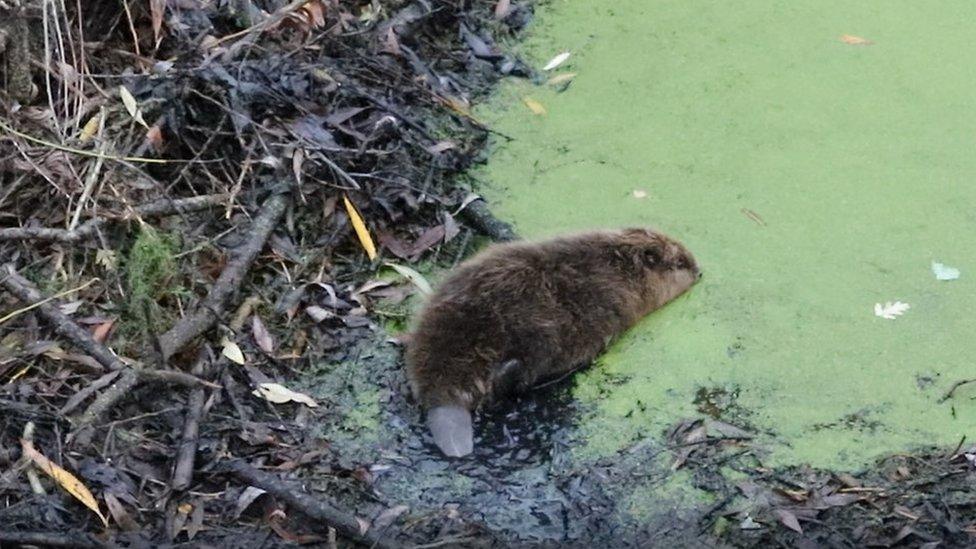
[343,195,377,260]
[149,0,165,44]
[79,113,102,143]
[494,0,511,19]
[145,124,164,153]
[252,382,319,407]
[543,51,571,71]
[118,86,149,129]
[104,492,139,531]
[21,438,108,526]
[252,316,275,354]
[91,320,114,343]
[305,305,335,323]
[373,504,409,530]
[96,249,118,271]
[222,338,246,364]
[385,262,433,295]
[874,301,910,320]
[632,189,647,199]
[234,486,267,519]
[740,516,761,530]
[932,261,960,281]
[840,34,873,46]
[774,509,803,533]
[546,72,577,87]
[523,97,547,115]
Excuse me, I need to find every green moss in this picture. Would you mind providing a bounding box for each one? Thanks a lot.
[126,224,177,308]
[479,0,976,469]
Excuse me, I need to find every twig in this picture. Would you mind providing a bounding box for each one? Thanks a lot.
[939,378,976,403]
[171,348,211,491]
[0,531,104,548]
[158,192,290,360]
[0,118,168,164]
[225,461,401,549]
[457,199,519,242]
[0,193,228,242]
[0,276,98,326]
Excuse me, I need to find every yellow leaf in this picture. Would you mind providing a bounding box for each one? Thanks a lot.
[384,262,433,295]
[546,72,577,87]
[252,382,319,407]
[839,34,873,46]
[343,195,377,260]
[522,97,547,115]
[21,438,108,527]
[221,338,246,365]
[79,113,102,143]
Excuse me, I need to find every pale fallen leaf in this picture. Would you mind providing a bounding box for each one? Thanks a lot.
[118,86,149,129]
[840,34,873,46]
[145,124,164,152]
[96,249,118,271]
[385,262,433,295]
[343,195,377,260]
[21,438,108,526]
[494,0,511,19]
[252,315,274,354]
[234,486,267,519]
[740,516,761,530]
[92,320,114,344]
[222,338,246,364]
[932,261,960,281]
[874,301,910,320]
[543,51,571,71]
[79,112,102,143]
[632,189,648,199]
[546,72,577,87]
[522,97,547,115]
[252,382,319,407]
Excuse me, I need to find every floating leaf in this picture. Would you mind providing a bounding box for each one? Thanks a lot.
[343,195,377,260]
[252,315,274,354]
[632,189,648,199]
[840,34,873,46]
[221,338,246,364]
[874,301,910,320]
[932,261,960,281]
[252,382,319,407]
[118,86,149,129]
[522,97,547,115]
[543,51,571,71]
[546,72,577,87]
[21,438,108,526]
[385,262,433,295]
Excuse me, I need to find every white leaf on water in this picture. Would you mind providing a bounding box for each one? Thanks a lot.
[542,51,571,71]
[874,301,910,320]
[932,261,960,281]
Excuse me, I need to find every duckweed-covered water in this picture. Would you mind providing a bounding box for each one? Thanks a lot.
[479,0,976,469]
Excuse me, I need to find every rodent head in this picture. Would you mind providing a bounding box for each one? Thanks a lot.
[618,227,701,311]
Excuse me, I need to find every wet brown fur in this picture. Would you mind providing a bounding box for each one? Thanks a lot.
[405,228,700,412]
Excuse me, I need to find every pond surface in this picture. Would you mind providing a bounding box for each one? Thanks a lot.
[479,0,976,469]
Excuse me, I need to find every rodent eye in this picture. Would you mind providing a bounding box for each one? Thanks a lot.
[644,249,661,265]
[675,258,690,270]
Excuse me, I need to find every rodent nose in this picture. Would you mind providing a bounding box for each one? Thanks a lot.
[696,270,703,280]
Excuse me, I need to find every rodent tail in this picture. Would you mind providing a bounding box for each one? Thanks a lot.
[427,405,473,457]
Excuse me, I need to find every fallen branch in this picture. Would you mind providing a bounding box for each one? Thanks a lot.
[171,348,211,491]
[458,199,519,242]
[0,193,228,242]
[225,461,401,549]
[0,531,103,548]
[158,192,290,360]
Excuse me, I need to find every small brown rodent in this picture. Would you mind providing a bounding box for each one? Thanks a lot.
[405,228,701,456]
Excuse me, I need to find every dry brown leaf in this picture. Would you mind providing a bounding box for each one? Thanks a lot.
[104,492,140,531]
[252,315,275,354]
[79,113,102,143]
[840,34,873,46]
[21,438,108,526]
[774,509,803,533]
[92,320,114,343]
[145,124,164,153]
[523,97,547,115]
[252,382,319,407]
[343,195,377,260]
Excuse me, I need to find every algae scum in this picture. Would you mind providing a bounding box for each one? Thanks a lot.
[481,0,976,469]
